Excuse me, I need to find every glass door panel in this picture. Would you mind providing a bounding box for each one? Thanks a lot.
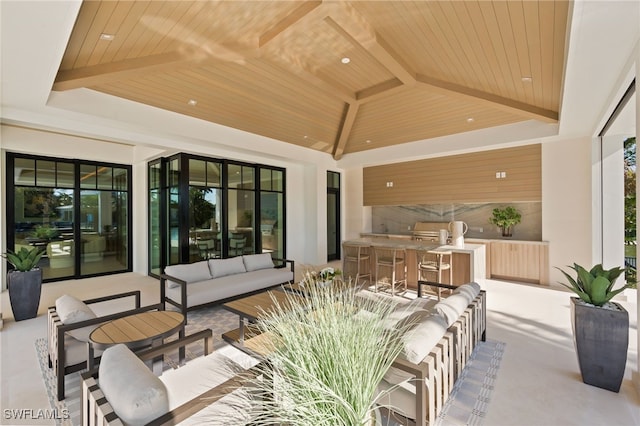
[228,188,255,256]
[14,187,75,280]
[260,192,283,258]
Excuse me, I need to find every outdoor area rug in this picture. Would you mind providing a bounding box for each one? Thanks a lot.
[36,303,505,426]
[434,339,506,426]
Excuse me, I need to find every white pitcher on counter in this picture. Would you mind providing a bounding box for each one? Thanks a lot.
[448,221,468,247]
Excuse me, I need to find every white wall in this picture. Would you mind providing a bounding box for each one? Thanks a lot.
[542,137,594,286]
[342,166,366,241]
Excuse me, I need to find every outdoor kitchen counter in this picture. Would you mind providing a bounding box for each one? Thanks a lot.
[343,238,486,287]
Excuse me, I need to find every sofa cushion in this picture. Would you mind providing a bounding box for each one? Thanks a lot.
[242,253,274,272]
[55,295,98,342]
[165,261,212,288]
[166,268,293,308]
[209,257,247,278]
[435,293,471,327]
[99,344,169,425]
[383,363,414,385]
[402,312,448,364]
[453,282,481,304]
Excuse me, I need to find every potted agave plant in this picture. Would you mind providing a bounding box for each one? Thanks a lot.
[2,246,45,321]
[557,263,631,392]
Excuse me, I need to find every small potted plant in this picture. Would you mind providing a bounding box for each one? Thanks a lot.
[301,267,342,288]
[489,206,522,237]
[557,263,631,392]
[2,246,45,321]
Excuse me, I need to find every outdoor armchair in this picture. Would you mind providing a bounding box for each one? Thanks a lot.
[47,290,162,400]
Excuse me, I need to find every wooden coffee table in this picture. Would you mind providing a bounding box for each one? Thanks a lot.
[222,290,301,345]
[88,310,185,369]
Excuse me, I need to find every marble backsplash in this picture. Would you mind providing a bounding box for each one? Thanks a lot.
[372,203,542,241]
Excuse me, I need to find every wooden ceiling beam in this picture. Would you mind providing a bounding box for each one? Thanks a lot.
[356,78,405,102]
[53,51,193,91]
[416,74,559,123]
[258,1,355,103]
[52,44,261,91]
[333,102,360,160]
[259,1,324,47]
[324,3,416,86]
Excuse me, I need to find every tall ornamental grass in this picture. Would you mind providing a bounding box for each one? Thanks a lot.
[241,279,420,425]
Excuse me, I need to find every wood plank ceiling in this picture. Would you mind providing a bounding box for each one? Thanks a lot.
[53,1,570,159]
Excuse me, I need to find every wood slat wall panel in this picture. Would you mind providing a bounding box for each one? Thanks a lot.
[363,144,541,205]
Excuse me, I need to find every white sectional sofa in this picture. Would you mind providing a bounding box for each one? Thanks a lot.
[377,281,486,426]
[160,253,295,316]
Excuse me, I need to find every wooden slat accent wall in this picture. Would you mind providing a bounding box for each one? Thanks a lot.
[363,144,541,205]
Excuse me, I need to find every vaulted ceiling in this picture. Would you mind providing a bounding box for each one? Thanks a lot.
[53,1,570,160]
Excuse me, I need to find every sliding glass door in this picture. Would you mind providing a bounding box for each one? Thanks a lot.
[7,154,132,282]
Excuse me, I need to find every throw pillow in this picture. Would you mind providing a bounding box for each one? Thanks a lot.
[55,294,98,342]
[164,261,212,288]
[242,253,274,272]
[402,312,448,364]
[209,257,246,278]
[453,282,481,303]
[435,294,470,327]
[99,344,169,425]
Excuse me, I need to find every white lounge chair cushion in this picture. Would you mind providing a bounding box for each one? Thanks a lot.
[435,294,471,327]
[55,294,97,342]
[99,344,169,425]
[209,257,247,278]
[165,261,212,288]
[160,344,259,409]
[242,253,275,271]
[401,312,448,364]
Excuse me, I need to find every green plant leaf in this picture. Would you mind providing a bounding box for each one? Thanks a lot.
[604,284,631,303]
[574,264,594,295]
[590,276,610,306]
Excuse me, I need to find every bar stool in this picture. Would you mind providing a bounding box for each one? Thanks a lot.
[373,247,407,296]
[417,249,453,299]
[342,243,371,287]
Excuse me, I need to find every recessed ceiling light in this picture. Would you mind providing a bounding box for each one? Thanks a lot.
[466,117,475,123]
[99,33,115,41]
[341,57,351,64]
[187,99,198,106]
[366,140,372,144]
[521,76,533,82]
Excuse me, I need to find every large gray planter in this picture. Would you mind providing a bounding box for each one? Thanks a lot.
[7,269,42,321]
[570,297,628,392]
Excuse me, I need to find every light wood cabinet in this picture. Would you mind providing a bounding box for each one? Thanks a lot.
[490,241,549,284]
